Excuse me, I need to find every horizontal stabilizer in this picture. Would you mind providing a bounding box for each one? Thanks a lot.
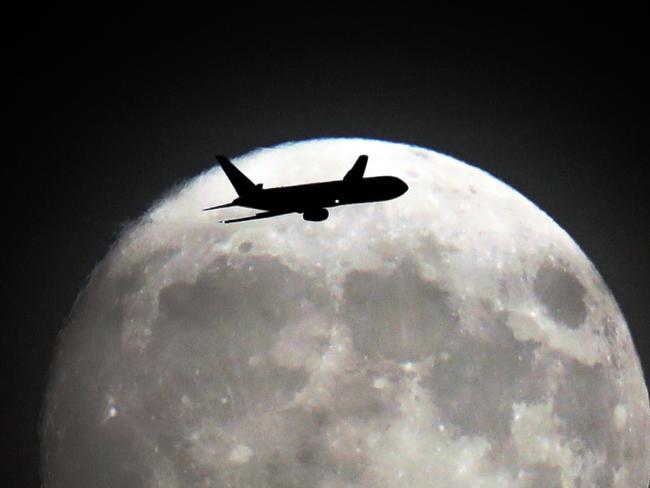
[343,155,368,181]
[202,202,236,211]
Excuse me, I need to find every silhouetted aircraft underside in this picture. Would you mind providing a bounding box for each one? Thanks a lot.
[203,154,408,223]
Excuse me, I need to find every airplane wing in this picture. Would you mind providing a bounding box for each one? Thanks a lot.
[343,155,368,181]
[219,210,293,224]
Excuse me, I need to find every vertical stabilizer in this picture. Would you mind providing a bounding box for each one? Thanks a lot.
[343,155,368,181]
[216,155,257,196]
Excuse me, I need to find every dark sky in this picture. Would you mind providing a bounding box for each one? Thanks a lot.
[6,8,648,487]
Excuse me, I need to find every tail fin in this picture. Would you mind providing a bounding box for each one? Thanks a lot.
[216,155,257,196]
[343,155,368,181]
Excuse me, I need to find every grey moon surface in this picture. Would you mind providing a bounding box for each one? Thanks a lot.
[42,139,650,487]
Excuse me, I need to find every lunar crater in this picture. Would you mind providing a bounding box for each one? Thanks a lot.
[533,263,587,329]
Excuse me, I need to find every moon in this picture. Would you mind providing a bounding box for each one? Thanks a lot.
[42,139,649,487]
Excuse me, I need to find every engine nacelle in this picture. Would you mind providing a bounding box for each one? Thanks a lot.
[302,208,329,221]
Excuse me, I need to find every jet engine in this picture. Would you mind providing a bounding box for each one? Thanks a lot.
[302,208,329,221]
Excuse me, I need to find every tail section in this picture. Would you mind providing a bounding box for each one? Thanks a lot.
[216,155,257,196]
[343,155,368,181]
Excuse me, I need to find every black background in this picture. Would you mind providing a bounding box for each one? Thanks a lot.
[5,7,648,487]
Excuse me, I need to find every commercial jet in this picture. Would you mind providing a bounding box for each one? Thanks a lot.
[203,154,408,223]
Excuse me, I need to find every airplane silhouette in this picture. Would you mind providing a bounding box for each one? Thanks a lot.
[203,155,408,223]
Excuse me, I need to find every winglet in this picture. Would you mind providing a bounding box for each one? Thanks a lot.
[343,155,368,181]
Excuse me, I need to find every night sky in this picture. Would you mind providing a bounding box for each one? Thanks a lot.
[6,9,648,487]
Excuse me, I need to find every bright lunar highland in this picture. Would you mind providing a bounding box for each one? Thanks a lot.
[42,139,649,487]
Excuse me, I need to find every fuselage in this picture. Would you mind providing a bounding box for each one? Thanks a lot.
[233,176,408,212]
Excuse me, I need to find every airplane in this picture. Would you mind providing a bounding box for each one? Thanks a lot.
[203,154,408,223]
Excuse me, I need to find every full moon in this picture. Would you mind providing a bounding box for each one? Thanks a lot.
[42,139,649,487]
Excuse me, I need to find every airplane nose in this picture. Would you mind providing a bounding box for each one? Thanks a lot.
[396,178,409,195]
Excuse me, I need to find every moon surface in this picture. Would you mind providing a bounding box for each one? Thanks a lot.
[42,139,649,487]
